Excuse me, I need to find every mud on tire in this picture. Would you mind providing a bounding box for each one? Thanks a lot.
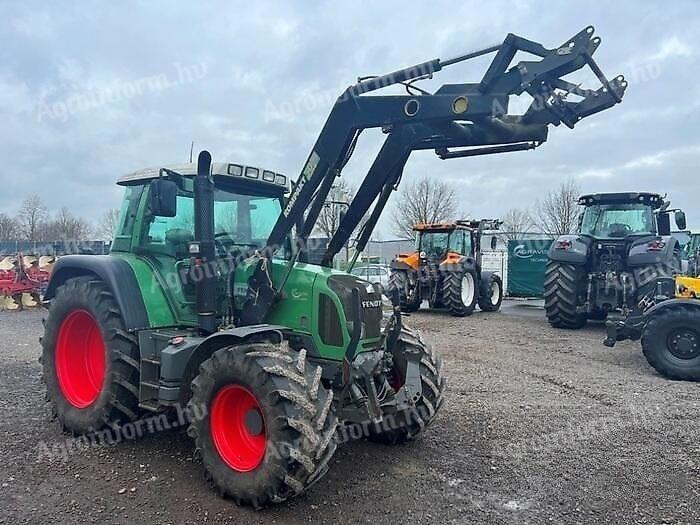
[369,327,446,445]
[187,341,338,507]
[544,262,587,329]
[41,276,141,434]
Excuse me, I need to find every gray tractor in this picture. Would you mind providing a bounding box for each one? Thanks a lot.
[545,192,686,329]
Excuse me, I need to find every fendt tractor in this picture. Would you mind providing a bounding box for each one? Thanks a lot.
[40,27,625,506]
[390,220,503,316]
[545,192,686,329]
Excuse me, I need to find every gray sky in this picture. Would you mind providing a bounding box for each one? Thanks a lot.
[1,1,698,238]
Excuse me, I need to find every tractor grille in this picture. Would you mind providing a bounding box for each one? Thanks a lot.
[327,275,382,340]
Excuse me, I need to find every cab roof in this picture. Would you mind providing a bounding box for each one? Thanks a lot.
[413,219,501,232]
[117,162,290,192]
[578,192,665,208]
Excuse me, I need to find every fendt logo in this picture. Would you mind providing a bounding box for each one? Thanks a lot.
[513,244,549,259]
[361,300,382,309]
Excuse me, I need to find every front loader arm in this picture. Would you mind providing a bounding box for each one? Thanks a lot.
[243,26,626,325]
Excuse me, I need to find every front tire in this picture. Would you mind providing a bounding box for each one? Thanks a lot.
[368,327,446,444]
[641,306,700,381]
[41,276,141,434]
[442,269,478,317]
[188,342,338,507]
[544,262,587,329]
[388,270,421,312]
[478,274,503,312]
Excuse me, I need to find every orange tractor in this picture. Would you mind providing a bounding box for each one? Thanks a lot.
[389,220,503,316]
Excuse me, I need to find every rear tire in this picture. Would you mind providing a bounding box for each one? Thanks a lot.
[544,262,587,329]
[478,274,503,312]
[41,276,141,434]
[442,269,478,317]
[187,342,338,507]
[641,306,700,381]
[388,270,421,312]
[368,327,445,444]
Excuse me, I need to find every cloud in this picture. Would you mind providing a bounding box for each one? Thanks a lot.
[649,35,694,61]
[0,1,699,237]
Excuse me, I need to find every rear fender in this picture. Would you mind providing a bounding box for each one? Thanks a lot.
[391,252,420,270]
[628,236,680,268]
[43,255,149,331]
[548,235,588,264]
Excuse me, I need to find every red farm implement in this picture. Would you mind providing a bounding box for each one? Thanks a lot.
[0,254,52,310]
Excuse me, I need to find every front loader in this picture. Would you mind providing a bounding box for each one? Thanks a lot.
[40,27,625,507]
[390,219,503,316]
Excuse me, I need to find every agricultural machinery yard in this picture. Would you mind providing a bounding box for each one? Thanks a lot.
[2,306,697,524]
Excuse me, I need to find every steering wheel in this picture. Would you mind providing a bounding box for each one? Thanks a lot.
[607,223,632,237]
[213,231,259,256]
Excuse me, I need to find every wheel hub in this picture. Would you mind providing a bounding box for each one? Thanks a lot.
[55,310,106,408]
[210,385,266,472]
[668,329,700,359]
[490,281,500,304]
[461,274,475,305]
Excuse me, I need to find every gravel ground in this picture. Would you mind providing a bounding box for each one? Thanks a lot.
[1,306,698,524]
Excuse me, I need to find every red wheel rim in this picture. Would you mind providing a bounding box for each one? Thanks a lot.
[55,310,106,408]
[210,385,266,472]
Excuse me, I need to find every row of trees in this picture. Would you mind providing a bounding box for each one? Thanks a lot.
[0,195,119,242]
[388,177,581,241]
[1,179,581,244]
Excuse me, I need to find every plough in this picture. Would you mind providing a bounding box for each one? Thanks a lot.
[0,254,53,310]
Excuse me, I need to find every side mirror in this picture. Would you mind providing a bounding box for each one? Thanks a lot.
[150,179,178,217]
[675,210,687,231]
[490,235,498,250]
[657,212,671,236]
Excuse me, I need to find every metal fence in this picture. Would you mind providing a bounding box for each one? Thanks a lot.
[0,240,110,256]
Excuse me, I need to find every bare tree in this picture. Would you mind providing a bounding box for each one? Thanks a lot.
[316,180,353,238]
[48,207,92,241]
[96,208,121,241]
[0,213,19,240]
[391,177,457,238]
[500,207,534,241]
[17,195,48,241]
[533,179,581,236]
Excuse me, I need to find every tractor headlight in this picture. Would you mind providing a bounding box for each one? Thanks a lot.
[262,170,276,182]
[245,167,259,178]
[227,164,243,176]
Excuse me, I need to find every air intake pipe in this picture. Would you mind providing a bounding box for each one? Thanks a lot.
[191,150,218,334]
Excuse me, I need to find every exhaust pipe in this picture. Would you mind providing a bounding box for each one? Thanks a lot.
[192,150,218,335]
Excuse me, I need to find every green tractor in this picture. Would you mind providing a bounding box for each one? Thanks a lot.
[40,28,625,506]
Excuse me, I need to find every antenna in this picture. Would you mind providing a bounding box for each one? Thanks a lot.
[189,141,194,163]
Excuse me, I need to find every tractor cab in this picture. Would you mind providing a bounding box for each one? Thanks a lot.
[410,219,501,265]
[113,162,290,256]
[577,192,685,240]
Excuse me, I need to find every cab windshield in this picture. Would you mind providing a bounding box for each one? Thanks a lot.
[417,231,451,256]
[580,203,655,238]
[144,185,284,257]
